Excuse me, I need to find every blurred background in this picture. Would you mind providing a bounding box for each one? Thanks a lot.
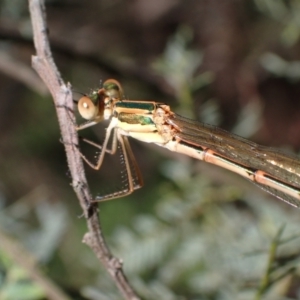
[1,0,300,299]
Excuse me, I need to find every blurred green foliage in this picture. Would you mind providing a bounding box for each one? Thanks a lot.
[1,0,300,299]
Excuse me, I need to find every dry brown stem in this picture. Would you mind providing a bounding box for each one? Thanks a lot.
[28,0,140,299]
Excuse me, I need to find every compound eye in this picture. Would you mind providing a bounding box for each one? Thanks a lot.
[103,79,123,99]
[78,96,98,120]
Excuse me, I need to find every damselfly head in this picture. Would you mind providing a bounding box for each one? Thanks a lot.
[78,94,100,120]
[77,79,123,122]
[103,79,123,100]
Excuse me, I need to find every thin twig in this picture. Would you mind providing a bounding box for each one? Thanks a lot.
[28,0,140,299]
[0,50,48,95]
[0,229,71,300]
[255,225,285,300]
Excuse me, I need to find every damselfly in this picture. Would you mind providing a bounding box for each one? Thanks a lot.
[74,79,300,207]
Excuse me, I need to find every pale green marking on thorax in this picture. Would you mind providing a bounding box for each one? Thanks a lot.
[118,113,154,126]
